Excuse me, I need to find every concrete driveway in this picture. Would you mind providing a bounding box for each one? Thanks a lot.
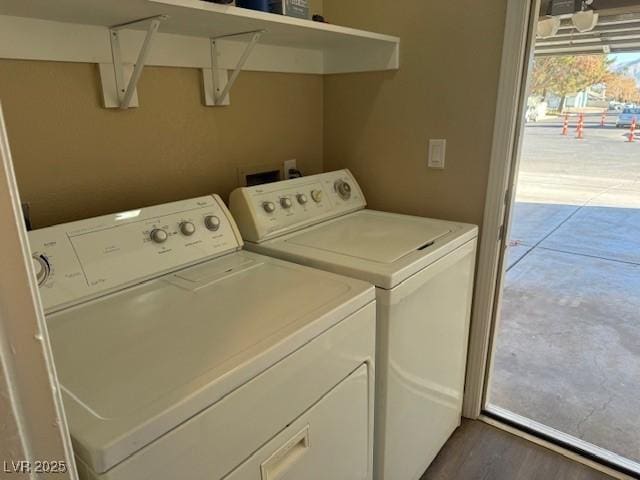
[488,116,640,466]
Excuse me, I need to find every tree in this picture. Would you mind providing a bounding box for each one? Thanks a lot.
[530,55,611,111]
[605,72,640,104]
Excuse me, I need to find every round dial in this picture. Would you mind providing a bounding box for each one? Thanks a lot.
[297,193,308,205]
[311,190,323,203]
[32,255,49,286]
[204,215,221,231]
[179,221,196,236]
[150,228,168,244]
[280,197,292,209]
[263,201,276,213]
[335,180,352,200]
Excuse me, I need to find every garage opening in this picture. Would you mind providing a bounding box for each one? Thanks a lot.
[486,0,640,475]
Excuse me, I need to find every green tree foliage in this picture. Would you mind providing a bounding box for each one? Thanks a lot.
[530,55,612,110]
[605,72,640,103]
[530,53,640,110]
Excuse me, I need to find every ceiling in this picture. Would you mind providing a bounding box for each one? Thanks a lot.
[540,0,640,17]
[536,0,640,56]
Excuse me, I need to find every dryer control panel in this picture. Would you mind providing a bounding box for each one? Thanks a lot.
[28,195,243,312]
[229,170,366,243]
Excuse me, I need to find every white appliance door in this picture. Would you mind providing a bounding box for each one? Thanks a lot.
[286,210,451,264]
[375,240,477,480]
[227,364,371,480]
[77,304,375,480]
[48,252,373,474]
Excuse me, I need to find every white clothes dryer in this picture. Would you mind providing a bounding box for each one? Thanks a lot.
[29,194,376,480]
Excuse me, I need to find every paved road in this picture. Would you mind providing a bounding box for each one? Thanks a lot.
[489,116,640,466]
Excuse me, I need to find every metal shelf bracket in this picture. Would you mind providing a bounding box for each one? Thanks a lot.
[202,30,264,107]
[99,15,167,109]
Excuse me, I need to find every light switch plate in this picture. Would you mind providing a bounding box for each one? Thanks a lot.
[428,139,446,169]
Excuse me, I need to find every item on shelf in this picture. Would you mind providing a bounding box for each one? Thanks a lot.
[269,0,309,19]
[236,0,269,11]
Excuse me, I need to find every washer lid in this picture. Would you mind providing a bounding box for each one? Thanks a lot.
[47,251,373,474]
[249,210,479,289]
[287,211,452,264]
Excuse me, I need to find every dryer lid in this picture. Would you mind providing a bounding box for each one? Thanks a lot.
[47,251,373,474]
[286,210,452,264]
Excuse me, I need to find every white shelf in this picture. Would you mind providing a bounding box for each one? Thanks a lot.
[153,0,399,51]
[0,0,400,74]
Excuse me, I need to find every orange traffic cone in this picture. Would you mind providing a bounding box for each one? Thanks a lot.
[629,118,636,143]
[576,113,584,139]
[601,112,606,127]
[562,114,569,136]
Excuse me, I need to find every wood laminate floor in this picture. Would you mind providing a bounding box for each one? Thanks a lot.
[421,420,617,480]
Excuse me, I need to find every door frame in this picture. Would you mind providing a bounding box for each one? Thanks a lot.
[462,3,640,477]
[462,0,540,418]
[0,102,77,478]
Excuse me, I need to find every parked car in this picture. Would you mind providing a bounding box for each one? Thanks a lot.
[616,108,640,128]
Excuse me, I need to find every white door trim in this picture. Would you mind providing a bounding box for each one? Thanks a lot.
[462,0,541,418]
[0,103,77,478]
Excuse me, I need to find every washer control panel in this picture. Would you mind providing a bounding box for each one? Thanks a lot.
[229,170,366,243]
[28,195,242,312]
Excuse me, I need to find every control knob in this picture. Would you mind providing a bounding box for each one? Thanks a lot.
[179,221,196,236]
[311,190,323,203]
[204,215,221,231]
[335,180,352,200]
[150,228,168,244]
[280,197,292,209]
[263,201,276,213]
[31,255,50,286]
[297,194,308,205]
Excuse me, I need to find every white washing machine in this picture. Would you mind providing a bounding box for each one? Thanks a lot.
[28,194,376,480]
[230,170,478,480]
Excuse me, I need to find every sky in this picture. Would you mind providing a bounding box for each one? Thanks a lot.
[609,52,640,66]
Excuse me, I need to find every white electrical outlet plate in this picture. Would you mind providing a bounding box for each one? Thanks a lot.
[428,139,446,170]
[284,159,297,179]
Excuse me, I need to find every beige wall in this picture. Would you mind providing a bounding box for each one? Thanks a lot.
[0,0,506,230]
[0,60,323,228]
[323,0,507,227]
